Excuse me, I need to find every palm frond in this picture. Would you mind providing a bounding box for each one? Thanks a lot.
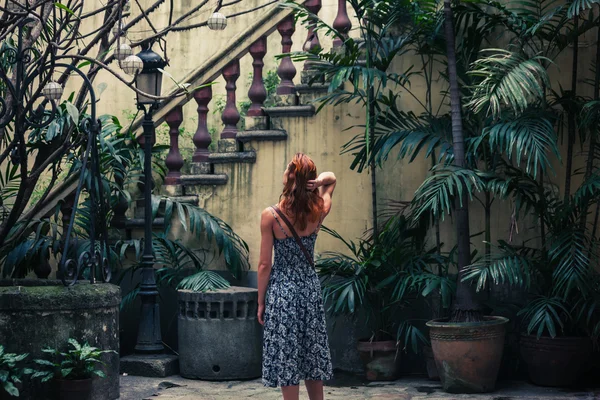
[159,197,250,279]
[467,49,550,118]
[549,229,595,300]
[177,271,231,292]
[519,296,570,338]
[483,113,559,177]
[462,241,535,292]
[412,166,486,219]
[568,0,600,17]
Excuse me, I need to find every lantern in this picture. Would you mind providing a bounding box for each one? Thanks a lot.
[207,12,227,31]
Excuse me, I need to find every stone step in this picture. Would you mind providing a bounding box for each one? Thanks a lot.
[208,151,257,164]
[236,130,288,143]
[263,105,315,118]
[295,83,330,94]
[180,174,228,186]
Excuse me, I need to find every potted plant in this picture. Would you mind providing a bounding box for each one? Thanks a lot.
[0,346,34,399]
[464,193,600,387]
[33,339,116,400]
[317,214,453,380]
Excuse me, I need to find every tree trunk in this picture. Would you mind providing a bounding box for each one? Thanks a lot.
[564,15,579,201]
[443,0,481,321]
[580,16,600,230]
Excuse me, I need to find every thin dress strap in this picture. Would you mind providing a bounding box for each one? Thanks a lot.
[269,206,289,238]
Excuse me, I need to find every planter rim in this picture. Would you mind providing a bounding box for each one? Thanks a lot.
[426,316,509,329]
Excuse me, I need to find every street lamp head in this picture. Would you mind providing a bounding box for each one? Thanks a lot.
[134,42,166,106]
[114,42,133,61]
[121,54,143,75]
[207,12,227,30]
[42,81,63,101]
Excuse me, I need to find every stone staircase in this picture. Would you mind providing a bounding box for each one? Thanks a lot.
[21,0,353,239]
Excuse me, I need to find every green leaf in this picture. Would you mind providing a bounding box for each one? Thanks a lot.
[65,102,80,125]
[2,381,18,397]
[54,2,76,16]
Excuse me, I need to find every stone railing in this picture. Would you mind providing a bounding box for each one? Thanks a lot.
[22,0,353,233]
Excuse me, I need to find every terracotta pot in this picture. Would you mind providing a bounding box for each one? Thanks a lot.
[423,346,440,381]
[427,316,508,393]
[356,340,399,381]
[56,378,93,400]
[520,334,592,387]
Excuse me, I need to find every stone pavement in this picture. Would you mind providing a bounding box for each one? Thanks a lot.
[120,374,600,400]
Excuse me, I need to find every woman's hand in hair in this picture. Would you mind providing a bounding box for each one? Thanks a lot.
[306,179,322,191]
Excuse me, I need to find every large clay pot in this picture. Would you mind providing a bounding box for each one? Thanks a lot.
[356,340,399,381]
[56,379,93,400]
[427,316,508,393]
[520,334,592,387]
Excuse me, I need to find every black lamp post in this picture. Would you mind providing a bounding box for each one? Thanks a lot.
[129,41,167,353]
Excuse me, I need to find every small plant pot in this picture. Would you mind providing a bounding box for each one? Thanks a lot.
[427,316,508,393]
[56,378,93,400]
[423,345,439,381]
[356,339,399,381]
[520,334,592,387]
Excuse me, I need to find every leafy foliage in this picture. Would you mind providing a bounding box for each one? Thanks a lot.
[467,50,550,118]
[33,339,116,382]
[0,346,34,397]
[317,214,453,350]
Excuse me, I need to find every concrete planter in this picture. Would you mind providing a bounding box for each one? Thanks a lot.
[178,287,262,380]
[0,280,120,400]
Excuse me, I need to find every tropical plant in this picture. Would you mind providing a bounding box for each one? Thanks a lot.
[317,213,454,351]
[33,339,116,382]
[0,346,34,397]
[0,0,265,258]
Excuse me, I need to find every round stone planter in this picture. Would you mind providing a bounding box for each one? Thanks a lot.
[178,287,262,380]
[0,280,120,400]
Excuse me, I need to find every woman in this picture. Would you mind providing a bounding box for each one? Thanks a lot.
[257,153,337,400]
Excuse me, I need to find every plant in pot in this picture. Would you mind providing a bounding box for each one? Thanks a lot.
[317,213,453,380]
[33,339,116,400]
[0,346,34,398]
[464,190,600,387]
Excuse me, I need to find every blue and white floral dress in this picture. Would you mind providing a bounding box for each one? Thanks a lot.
[262,207,333,387]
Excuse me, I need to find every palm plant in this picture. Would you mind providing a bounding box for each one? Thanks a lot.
[317,213,453,351]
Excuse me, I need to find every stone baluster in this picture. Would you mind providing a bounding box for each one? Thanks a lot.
[248,37,267,117]
[246,37,268,131]
[303,0,322,71]
[333,0,352,47]
[221,59,241,140]
[164,106,184,185]
[276,16,296,96]
[193,86,212,162]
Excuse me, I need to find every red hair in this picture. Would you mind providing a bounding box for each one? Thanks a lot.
[280,153,324,230]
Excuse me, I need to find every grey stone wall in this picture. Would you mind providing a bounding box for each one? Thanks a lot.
[0,280,120,400]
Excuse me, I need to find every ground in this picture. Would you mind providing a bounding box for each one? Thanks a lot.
[120,373,600,399]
